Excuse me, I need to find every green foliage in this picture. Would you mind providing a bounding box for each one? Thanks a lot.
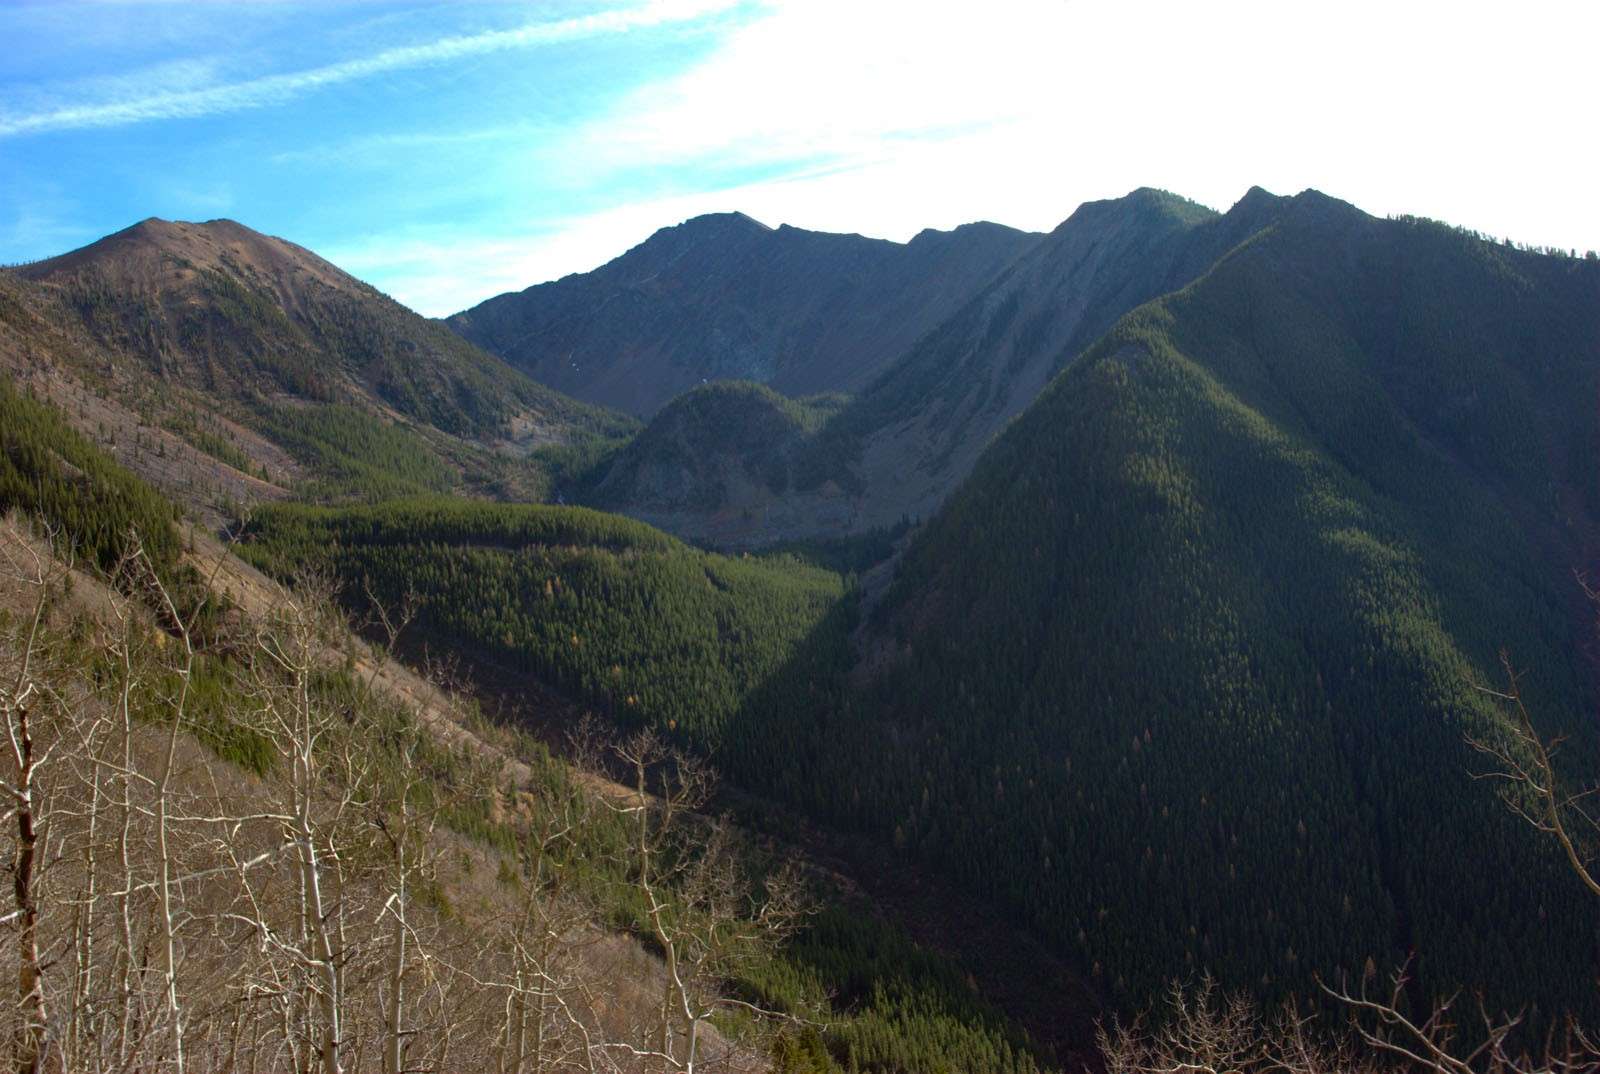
[0,375,184,576]
[743,907,1050,1074]
[531,430,634,494]
[161,409,257,474]
[256,404,455,501]
[790,205,1600,1021]
[239,497,850,749]
[124,652,277,776]
[288,273,635,442]
[754,522,908,576]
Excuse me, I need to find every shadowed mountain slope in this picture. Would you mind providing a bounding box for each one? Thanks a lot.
[578,188,1298,545]
[446,212,1040,417]
[779,192,1600,1015]
[586,380,846,516]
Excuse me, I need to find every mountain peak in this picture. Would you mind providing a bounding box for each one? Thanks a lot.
[1286,187,1366,225]
[677,210,773,236]
[611,210,776,271]
[908,220,1027,247]
[1217,185,1292,234]
[1219,186,1368,241]
[1053,186,1217,236]
[118,215,257,248]
[128,214,176,233]
[1235,184,1285,208]
[19,215,357,297]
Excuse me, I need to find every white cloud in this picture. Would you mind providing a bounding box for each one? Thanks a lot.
[0,0,745,138]
[268,122,558,167]
[293,0,1600,313]
[517,0,1600,262]
[551,0,1076,178]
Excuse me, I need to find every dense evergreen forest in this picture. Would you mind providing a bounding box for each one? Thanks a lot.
[240,497,856,754]
[587,380,852,508]
[0,376,184,576]
[827,201,1600,1017]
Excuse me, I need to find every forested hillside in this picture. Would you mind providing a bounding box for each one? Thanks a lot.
[448,212,1038,416]
[0,368,1066,1073]
[240,496,856,755]
[243,190,1600,1034]
[815,192,1600,1016]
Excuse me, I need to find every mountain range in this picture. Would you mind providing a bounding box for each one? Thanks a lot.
[4,184,1598,1070]
[447,211,1038,417]
[461,187,1402,547]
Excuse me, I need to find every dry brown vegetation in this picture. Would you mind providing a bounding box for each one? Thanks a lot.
[0,517,803,1074]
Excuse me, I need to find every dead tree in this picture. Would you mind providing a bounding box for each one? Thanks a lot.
[231,583,374,1074]
[605,730,810,1074]
[0,520,64,1074]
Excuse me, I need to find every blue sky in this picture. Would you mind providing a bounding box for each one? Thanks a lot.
[3,0,1597,316]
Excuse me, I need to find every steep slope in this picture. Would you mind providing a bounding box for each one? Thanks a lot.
[578,188,1299,546]
[792,188,1233,528]
[18,217,629,443]
[783,193,1600,1015]
[447,212,1039,416]
[2,220,636,511]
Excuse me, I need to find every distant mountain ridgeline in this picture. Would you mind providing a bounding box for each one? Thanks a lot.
[447,211,1040,418]
[530,188,1349,546]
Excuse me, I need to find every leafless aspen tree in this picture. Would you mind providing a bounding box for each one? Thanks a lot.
[230,581,372,1074]
[0,519,67,1074]
[604,730,810,1074]
[1099,976,1359,1074]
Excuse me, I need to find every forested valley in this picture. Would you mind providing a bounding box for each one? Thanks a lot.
[3,182,1599,1074]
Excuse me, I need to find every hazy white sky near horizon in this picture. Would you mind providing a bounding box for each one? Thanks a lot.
[2,0,1597,315]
